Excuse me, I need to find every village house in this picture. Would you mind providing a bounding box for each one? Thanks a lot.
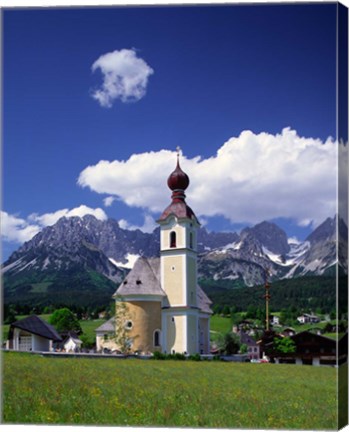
[239,331,260,361]
[272,331,337,366]
[95,317,116,352]
[61,331,83,353]
[6,315,62,352]
[96,153,212,355]
[297,313,320,324]
[280,327,296,337]
[270,315,280,326]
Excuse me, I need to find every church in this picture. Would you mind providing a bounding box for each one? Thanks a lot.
[96,153,212,355]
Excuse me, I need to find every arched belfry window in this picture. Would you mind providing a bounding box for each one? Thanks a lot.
[170,231,176,248]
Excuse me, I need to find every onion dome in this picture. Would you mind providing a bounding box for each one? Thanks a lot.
[157,150,199,224]
[167,156,189,191]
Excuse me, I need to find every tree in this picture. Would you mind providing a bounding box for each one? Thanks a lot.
[246,305,257,319]
[223,332,240,355]
[239,343,248,354]
[49,308,82,334]
[222,305,231,316]
[273,337,296,354]
[3,305,17,325]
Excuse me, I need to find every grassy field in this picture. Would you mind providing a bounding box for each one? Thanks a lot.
[2,351,338,429]
[210,315,232,334]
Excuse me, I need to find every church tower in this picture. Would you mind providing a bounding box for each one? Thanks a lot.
[157,150,200,354]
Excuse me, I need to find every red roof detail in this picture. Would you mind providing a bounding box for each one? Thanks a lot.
[158,200,198,223]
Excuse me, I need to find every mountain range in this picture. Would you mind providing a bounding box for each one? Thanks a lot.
[2,214,347,309]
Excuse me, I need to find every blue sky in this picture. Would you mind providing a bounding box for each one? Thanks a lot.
[2,3,341,260]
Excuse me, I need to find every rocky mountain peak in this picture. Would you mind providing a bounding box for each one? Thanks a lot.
[306,216,336,244]
[2,213,345,309]
[240,220,290,255]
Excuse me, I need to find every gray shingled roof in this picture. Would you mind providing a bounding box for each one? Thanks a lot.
[197,284,213,314]
[95,317,115,333]
[10,315,62,341]
[114,257,212,314]
[115,257,166,297]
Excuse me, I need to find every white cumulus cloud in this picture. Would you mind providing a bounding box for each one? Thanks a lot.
[1,211,41,244]
[78,128,338,229]
[28,205,107,226]
[91,48,154,108]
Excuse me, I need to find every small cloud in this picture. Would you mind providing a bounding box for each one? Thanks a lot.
[1,211,41,244]
[103,196,116,207]
[298,219,314,228]
[91,48,154,108]
[199,216,209,227]
[118,214,156,233]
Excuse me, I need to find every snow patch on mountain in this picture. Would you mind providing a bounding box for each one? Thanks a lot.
[287,241,310,263]
[109,253,140,269]
[227,241,243,250]
[262,246,287,266]
[2,258,23,273]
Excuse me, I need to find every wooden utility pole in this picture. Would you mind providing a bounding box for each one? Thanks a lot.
[264,268,271,331]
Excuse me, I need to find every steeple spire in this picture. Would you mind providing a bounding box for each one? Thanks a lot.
[157,150,199,224]
[167,149,189,198]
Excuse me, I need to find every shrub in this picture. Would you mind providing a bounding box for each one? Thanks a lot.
[168,353,186,360]
[152,351,166,360]
[188,353,201,361]
[151,352,186,360]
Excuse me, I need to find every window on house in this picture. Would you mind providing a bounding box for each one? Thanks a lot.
[189,232,193,249]
[170,231,176,248]
[154,330,160,347]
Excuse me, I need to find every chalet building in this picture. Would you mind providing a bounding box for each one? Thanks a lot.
[272,331,337,366]
[96,153,212,355]
[7,315,61,352]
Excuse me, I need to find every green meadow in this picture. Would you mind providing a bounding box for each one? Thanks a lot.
[2,351,338,429]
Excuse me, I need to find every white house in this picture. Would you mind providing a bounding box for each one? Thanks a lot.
[297,313,320,324]
[7,315,62,352]
[63,332,83,352]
